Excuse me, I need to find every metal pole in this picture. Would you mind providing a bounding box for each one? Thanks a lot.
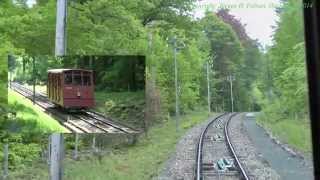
[8,55,13,88]
[207,62,211,115]
[50,0,67,179]
[33,57,35,104]
[92,135,96,153]
[222,96,225,112]
[55,0,67,56]
[3,144,8,180]
[89,56,93,69]
[174,36,180,132]
[73,133,79,160]
[229,76,234,112]
[8,71,11,88]
[50,134,63,180]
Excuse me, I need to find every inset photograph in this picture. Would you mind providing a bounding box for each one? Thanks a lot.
[6,55,145,134]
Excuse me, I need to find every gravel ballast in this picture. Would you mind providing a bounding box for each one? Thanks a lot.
[155,113,280,180]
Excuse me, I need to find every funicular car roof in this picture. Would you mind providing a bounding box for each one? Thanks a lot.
[47,69,93,73]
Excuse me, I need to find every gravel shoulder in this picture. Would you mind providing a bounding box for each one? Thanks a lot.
[256,121,313,166]
[229,113,280,180]
[244,114,314,180]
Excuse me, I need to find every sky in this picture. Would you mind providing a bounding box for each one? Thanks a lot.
[27,0,281,47]
[193,0,282,47]
[27,0,36,6]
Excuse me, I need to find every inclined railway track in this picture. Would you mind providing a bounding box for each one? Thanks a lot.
[195,113,250,180]
[10,82,140,134]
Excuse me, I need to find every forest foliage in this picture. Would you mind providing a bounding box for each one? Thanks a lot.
[254,0,310,152]
[1,0,263,120]
[255,0,308,121]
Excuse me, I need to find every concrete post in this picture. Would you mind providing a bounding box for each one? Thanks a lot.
[50,134,63,180]
[3,144,8,180]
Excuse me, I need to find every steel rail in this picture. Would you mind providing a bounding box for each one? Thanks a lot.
[84,111,140,134]
[10,83,53,109]
[67,120,92,133]
[86,110,139,131]
[195,113,228,180]
[73,114,123,133]
[225,113,250,180]
[12,82,47,98]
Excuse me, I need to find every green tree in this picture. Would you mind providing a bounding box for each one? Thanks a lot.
[201,12,244,111]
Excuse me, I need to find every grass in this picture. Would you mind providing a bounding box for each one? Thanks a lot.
[63,110,214,180]
[95,91,144,106]
[10,109,214,180]
[257,114,312,153]
[7,90,67,133]
[94,91,145,128]
[94,91,145,115]
[9,162,49,180]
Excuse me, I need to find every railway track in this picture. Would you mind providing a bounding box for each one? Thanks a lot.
[195,113,250,180]
[10,82,140,134]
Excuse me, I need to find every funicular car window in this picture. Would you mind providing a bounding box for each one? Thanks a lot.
[73,71,82,85]
[83,72,91,86]
[64,72,72,85]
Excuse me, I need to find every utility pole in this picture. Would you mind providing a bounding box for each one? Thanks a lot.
[73,133,79,160]
[149,31,157,86]
[173,36,180,133]
[8,54,15,88]
[33,57,36,104]
[168,36,185,133]
[55,0,67,56]
[145,24,154,135]
[206,61,211,115]
[92,134,96,153]
[227,75,235,112]
[89,56,93,69]
[50,0,67,180]
[3,144,8,180]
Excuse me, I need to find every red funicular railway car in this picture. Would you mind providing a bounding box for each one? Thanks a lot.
[47,69,95,109]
